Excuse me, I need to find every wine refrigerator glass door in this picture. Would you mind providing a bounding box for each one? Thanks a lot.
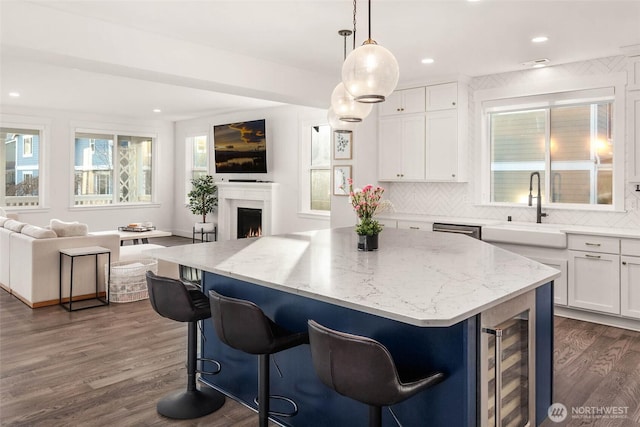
[480,290,536,427]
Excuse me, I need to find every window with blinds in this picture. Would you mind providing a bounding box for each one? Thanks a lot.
[489,101,613,207]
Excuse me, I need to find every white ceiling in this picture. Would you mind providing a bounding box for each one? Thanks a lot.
[1,0,639,121]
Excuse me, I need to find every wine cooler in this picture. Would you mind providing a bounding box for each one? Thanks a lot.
[481,291,536,427]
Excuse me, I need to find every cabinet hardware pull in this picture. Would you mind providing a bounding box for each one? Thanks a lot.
[585,254,601,259]
[409,226,420,230]
[585,242,601,246]
[622,261,627,266]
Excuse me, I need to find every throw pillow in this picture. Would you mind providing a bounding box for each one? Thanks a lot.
[21,225,57,239]
[0,207,6,217]
[50,219,89,237]
[0,216,9,227]
[4,219,27,233]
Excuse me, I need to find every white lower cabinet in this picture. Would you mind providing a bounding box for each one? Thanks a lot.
[568,251,620,314]
[529,257,568,306]
[621,255,640,319]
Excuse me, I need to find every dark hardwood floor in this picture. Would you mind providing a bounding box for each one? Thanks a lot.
[1,237,639,426]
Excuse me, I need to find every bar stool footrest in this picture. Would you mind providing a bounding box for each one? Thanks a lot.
[254,394,299,418]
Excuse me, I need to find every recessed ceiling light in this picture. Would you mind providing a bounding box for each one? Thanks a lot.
[9,92,20,97]
[421,58,434,64]
[532,36,548,43]
[152,108,162,113]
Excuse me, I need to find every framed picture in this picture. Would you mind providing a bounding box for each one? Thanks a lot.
[333,131,352,160]
[333,165,352,196]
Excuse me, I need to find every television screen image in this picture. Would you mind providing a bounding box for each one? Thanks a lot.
[213,119,267,173]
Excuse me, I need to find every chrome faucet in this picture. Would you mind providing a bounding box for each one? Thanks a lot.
[528,172,547,223]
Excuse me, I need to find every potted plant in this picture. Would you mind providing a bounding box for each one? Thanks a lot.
[346,179,390,251]
[187,175,218,232]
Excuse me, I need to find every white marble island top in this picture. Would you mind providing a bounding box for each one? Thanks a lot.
[149,227,559,327]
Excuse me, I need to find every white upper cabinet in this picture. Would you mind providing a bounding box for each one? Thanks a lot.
[426,82,458,111]
[379,87,426,116]
[378,81,467,183]
[378,114,426,181]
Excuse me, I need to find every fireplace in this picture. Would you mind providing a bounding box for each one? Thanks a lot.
[216,182,278,241]
[237,208,262,238]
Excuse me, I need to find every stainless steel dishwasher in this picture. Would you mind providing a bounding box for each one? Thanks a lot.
[432,222,482,240]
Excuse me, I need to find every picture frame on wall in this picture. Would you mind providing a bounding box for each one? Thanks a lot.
[333,165,352,196]
[333,131,352,160]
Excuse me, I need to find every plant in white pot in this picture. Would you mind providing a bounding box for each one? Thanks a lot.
[187,175,218,232]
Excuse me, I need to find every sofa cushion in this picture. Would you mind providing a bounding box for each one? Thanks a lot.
[50,219,88,237]
[4,219,27,233]
[21,225,57,239]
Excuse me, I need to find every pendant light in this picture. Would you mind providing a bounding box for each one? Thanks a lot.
[327,107,356,133]
[341,0,399,103]
[330,29,372,122]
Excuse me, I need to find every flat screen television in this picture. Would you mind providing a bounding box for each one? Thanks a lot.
[213,119,267,174]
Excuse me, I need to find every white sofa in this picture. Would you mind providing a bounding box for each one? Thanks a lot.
[0,217,120,308]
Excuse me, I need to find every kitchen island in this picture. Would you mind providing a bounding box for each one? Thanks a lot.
[149,227,559,426]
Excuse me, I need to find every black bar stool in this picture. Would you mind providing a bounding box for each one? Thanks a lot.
[208,289,308,427]
[307,319,445,427]
[146,272,225,419]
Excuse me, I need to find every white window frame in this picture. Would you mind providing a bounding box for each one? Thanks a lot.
[299,119,331,218]
[0,117,48,211]
[476,73,626,212]
[71,127,158,208]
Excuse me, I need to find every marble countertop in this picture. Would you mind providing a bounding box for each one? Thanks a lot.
[148,227,559,327]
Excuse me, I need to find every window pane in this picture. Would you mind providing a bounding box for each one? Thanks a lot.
[311,125,330,167]
[193,135,208,169]
[311,169,330,211]
[550,103,612,205]
[1,127,41,207]
[118,136,153,203]
[490,111,545,203]
[74,135,114,205]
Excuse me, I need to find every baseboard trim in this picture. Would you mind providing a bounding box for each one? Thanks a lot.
[11,291,108,309]
[555,306,640,332]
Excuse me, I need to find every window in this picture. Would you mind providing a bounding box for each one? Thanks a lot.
[1,127,41,208]
[310,125,331,211]
[23,136,33,157]
[74,131,154,206]
[185,135,209,202]
[486,89,617,209]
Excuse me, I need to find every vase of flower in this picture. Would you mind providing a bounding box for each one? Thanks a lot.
[346,178,389,251]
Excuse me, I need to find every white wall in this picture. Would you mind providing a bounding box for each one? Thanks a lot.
[1,106,176,232]
[174,104,332,238]
[385,55,640,229]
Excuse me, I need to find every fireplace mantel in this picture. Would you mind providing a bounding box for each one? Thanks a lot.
[216,182,279,241]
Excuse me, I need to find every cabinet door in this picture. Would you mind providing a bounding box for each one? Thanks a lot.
[568,251,620,314]
[402,87,427,114]
[426,83,457,111]
[621,255,640,319]
[378,117,404,180]
[530,257,568,306]
[401,115,426,180]
[426,109,458,181]
[629,92,640,181]
[379,87,425,116]
[379,91,404,116]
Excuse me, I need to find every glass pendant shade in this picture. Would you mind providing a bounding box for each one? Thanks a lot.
[341,40,399,103]
[330,82,373,122]
[327,107,356,133]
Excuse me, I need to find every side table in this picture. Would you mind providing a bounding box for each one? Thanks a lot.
[192,225,217,243]
[59,246,111,311]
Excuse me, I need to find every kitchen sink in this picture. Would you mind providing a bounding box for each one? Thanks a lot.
[482,222,567,248]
